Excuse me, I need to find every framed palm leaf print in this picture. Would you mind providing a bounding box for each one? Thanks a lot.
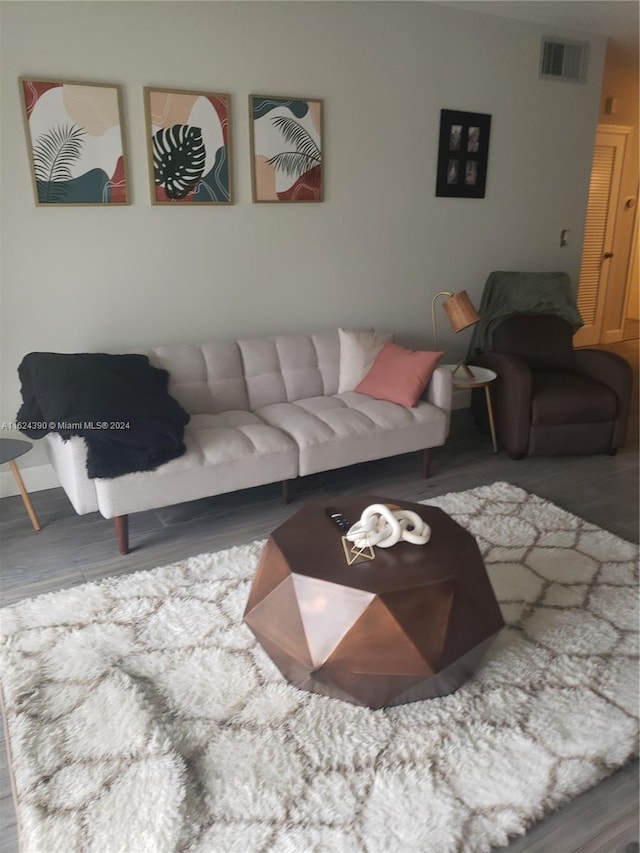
[20,78,129,205]
[144,87,232,205]
[249,95,323,202]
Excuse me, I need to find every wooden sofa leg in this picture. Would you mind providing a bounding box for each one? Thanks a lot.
[420,449,432,478]
[282,479,293,505]
[114,515,129,555]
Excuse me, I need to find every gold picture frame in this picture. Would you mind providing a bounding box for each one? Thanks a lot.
[19,77,130,206]
[249,94,323,203]
[144,86,233,205]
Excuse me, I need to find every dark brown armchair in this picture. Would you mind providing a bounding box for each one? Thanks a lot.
[471,314,632,459]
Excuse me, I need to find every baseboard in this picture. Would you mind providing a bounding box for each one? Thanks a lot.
[1,463,60,498]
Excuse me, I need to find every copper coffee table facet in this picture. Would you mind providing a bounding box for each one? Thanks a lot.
[243,495,504,710]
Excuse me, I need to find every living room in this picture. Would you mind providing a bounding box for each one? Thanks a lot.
[1,1,638,851]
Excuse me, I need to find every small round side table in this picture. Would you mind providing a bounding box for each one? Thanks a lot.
[0,438,41,531]
[441,364,498,453]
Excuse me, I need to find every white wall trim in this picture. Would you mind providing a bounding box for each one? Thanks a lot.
[1,463,59,498]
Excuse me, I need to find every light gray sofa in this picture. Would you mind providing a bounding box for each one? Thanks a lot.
[45,329,452,553]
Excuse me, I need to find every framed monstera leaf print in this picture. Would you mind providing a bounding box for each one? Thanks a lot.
[144,87,232,205]
[20,78,130,205]
[250,95,323,202]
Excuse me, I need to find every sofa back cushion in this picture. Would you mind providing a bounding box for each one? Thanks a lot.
[124,330,340,414]
[492,314,577,372]
[239,331,340,410]
[130,342,249,415]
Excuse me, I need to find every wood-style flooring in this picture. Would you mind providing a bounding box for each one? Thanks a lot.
[1,341,638,852]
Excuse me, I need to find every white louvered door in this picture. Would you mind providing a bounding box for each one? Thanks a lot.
[574,128,628,346]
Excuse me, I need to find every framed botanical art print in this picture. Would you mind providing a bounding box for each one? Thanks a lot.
[249,95,323,202]
[19,78,129,205]
[435,109,491,198]
[144,87,232,204]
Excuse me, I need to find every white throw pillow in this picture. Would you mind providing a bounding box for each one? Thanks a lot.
[338,328,392,393]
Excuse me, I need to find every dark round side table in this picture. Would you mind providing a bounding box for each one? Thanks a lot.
[0,438,41,531]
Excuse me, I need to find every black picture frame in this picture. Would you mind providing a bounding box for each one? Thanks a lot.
[435,109,491,198]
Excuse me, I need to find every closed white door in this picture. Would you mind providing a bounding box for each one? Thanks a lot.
[574,126,629,347]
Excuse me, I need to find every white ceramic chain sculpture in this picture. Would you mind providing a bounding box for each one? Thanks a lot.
[345,503,431,549]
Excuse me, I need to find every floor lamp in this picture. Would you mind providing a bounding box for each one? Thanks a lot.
[431,290,480,379]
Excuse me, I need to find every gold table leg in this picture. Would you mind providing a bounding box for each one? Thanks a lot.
[484,385,498,454]
[8,459,41,531]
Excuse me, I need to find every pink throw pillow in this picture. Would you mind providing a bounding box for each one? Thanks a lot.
[355,342,444,407]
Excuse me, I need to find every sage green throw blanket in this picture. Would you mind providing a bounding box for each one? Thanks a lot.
[466,271,583,361]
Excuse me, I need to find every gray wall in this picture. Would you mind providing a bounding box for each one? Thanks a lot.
[0,1,606,490]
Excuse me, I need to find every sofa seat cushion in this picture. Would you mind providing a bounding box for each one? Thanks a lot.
[93,411,298,517]
[531,373,617,426]
[256,392,448,476]
[188,411,297,463]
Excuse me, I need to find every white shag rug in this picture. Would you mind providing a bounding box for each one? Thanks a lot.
[1,482,638,853]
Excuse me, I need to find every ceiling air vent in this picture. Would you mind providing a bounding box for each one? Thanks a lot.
[540,38,588,83]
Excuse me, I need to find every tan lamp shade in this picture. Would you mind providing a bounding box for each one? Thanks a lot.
[430,289,481,380]
[442,290,480,333]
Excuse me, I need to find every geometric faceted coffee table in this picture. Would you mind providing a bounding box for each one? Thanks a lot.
[243,495,504,709]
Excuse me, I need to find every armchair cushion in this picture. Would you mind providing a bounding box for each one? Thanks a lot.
[531,373,617,425]
[492,314,577,372]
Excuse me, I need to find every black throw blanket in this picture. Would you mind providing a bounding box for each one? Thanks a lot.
[17,352,190,479]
